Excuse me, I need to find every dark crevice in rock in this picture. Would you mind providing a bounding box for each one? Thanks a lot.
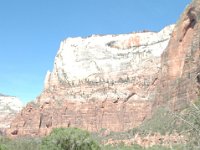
[46,117,52,128]
[125,93,136,102]
[107,39,169,50]
[187,7,197,28]
[11,130,18,135]
[180,7,197,42]
[39,113,43,128]
[197,73,200,84]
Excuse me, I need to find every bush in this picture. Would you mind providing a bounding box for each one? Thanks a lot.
[146,145,170,150]
[0,136,41,150]
[7,138,41,150]
[0,144,8,150]
[102,143,143,150]
[41,127,101,150]
[0,137,8,150]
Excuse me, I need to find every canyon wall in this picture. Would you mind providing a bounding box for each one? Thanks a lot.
[7,25,174,137]
[42,25,174,104]
[7,0,200,137]
[155,0,200,110]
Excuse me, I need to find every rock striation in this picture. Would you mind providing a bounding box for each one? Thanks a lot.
[7,25,175,137]
[7,0,200,138]
[43,25,174,103]
[155,0,200,110]
[0,94,22,134]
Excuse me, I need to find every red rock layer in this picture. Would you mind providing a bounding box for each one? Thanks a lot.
[155,0,200,110]
[7,0,200,137]
[7,99,151,137]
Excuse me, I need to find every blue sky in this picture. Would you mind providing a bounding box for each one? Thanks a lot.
[0,0,191,104]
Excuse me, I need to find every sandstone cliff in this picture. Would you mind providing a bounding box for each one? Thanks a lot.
[155,0,200,110]
[0,94,22,134]
[7,25,175,136]
[42,25,174,104]
[8,0,200,137]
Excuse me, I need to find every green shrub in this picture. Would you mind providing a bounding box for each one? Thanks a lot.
[0,144,8,150]
[41,127,101,150]
[0,137,41,150]
[146,145,170,150]
[7,138,41,150]
[102,143,143,150]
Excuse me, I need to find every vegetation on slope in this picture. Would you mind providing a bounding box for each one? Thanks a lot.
[1,99,200,150]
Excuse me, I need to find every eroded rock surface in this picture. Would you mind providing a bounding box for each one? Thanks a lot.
[43,25,174,103]
[155,0,200,110]
[0,94,22,134]
[7,0,200,139]
[7,25,175,137]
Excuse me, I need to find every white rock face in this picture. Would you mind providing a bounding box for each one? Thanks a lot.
[42,25,175,103]
[0,94,23,129]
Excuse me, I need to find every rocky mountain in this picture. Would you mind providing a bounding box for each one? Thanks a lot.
[0,94,22,132]
[6,25,174,136]
[42,25,174,104]
[7,0,200,137]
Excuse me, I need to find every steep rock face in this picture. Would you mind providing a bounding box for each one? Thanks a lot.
[7,26,174,137]
[43,25,174,103]
[155,0,200,110]
[8,100,152,136]
[0,94,22,133]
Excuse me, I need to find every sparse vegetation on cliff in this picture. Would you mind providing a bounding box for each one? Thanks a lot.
[131,100,200,149]
[1,105,200,150]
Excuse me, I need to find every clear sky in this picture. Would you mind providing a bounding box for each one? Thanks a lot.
[0,0,191,104]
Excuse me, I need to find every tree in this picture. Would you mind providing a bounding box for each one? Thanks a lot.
[41,127,100,150]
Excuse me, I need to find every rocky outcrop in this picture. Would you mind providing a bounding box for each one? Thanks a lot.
[155,0,200,110]
[42,25,174,104]
[0,94,22,134]
[7,25,175,137]
[10,0,200,135]
[8,100,152,136]
[7,0,200,138]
